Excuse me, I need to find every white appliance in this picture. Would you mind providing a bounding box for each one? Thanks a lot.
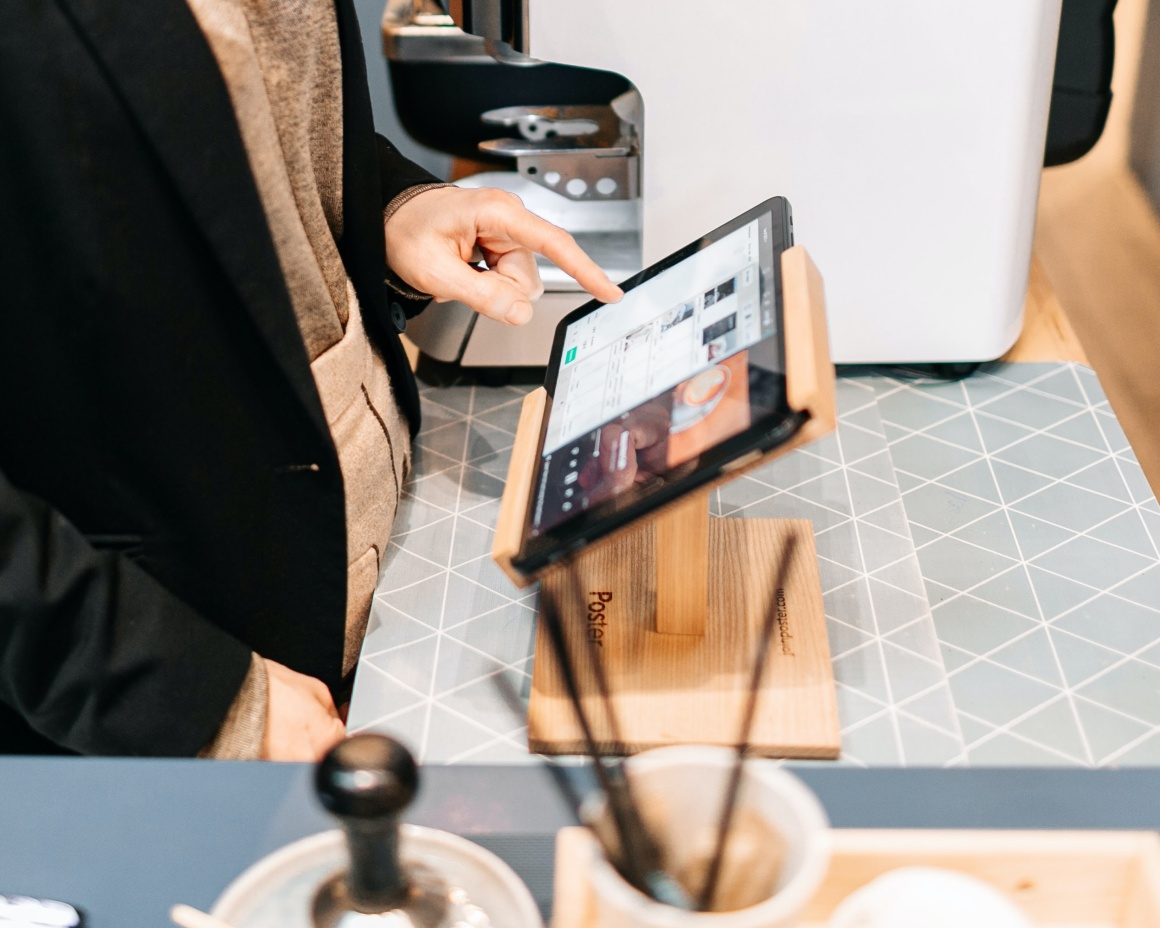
[388,1,1062,366]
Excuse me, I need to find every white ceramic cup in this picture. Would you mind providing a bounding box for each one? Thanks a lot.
[576,745,831,928]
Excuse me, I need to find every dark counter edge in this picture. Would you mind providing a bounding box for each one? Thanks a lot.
[3,760,1160,928]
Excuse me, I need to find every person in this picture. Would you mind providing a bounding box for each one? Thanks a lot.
[0,0,621,759]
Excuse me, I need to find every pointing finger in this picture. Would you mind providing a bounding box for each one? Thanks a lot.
[480,203,623,303]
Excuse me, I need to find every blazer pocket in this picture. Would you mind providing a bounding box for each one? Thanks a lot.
[85,533,145,551]
[84,533,146,561]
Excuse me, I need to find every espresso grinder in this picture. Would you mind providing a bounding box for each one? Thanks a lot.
[385,0,1062,369]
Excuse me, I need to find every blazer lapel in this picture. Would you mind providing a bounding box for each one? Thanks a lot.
[53,0,331,442]
[333,0,424,433]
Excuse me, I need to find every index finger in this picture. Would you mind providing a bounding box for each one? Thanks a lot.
[487,208,624,304]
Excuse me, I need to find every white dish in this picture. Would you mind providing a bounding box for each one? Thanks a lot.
[211,825,542,928]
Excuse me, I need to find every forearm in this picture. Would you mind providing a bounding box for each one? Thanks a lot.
[375,133,450,305]
[384,182,453,301]
[0,469,253,756]
[198,652,268,759]
[375,133,442,206]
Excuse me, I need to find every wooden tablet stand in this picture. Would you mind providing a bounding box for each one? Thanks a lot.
[493,247,841,758]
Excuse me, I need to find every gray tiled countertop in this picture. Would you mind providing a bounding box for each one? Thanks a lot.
[349,363,1160,768]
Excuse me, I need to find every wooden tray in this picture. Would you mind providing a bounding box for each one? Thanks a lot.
[552,827,1160,927]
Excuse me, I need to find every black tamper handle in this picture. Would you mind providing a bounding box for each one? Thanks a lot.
[315,734,419,913]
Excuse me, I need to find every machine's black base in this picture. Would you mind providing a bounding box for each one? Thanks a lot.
[414,352,546,389]
[838,362,983,383]
[388,60,632,163]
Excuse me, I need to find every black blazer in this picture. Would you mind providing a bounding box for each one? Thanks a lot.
[0,0,439,754]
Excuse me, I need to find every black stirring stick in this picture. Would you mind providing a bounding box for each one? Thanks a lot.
[538,570,690,909]
[492,668,688,905]
[491,667,663,896]
[490,670,586,822]
[696,533,799,913]
[535,578,652,893]
[556,557,693,910]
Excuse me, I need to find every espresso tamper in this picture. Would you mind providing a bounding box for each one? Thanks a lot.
[313,734,474,928]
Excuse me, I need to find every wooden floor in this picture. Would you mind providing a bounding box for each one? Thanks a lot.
[1002,257,1089,364]
[1034,165,1160,497]
[1026,0,1160,498]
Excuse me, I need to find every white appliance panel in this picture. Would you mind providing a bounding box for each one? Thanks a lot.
[527,0,1061,363]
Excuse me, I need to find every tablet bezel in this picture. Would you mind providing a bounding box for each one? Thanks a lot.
[512,196,803,574]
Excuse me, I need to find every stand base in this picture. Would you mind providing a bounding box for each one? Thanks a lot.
[528,518,840,758]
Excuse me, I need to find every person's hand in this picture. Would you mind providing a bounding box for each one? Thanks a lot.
[384,186,623,326]
[260,658,346,762]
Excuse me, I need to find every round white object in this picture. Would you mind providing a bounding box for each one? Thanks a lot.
[211,826,542,928]
[581,745,831,928]
[827,867,1032,928]
[595,177,618,196]
[565,177,588,197]
[543,171,562,186]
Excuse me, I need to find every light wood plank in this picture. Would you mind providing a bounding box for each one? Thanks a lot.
[1036,166,1160,502]
[782,247,838,449]
[1124,835,1160,928]
[653,490,710,636]
[1032,0,1160,500]
[1002,257,1088,363]
[552,828,1160,928]
[530,516,838,757]
[801,830,1157,925]
[491,388,548,588]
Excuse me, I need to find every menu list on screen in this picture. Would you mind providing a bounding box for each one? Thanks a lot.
[532,212,780,537]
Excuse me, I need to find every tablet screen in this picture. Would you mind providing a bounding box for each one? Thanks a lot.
[520,198,798,567]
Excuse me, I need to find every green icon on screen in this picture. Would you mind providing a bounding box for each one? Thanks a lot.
[564,347,577,364]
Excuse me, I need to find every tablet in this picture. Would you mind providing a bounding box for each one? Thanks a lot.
[512,197,806,574]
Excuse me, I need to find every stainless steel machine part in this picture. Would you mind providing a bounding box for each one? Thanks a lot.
[479,104,639,201]
[481,105,604,140]
[311,862,467,928]
[382,0,646,366]
[446,0,530,56]
[383,1,494,63]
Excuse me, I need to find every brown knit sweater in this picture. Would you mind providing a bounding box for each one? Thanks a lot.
[188,0,412,758]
